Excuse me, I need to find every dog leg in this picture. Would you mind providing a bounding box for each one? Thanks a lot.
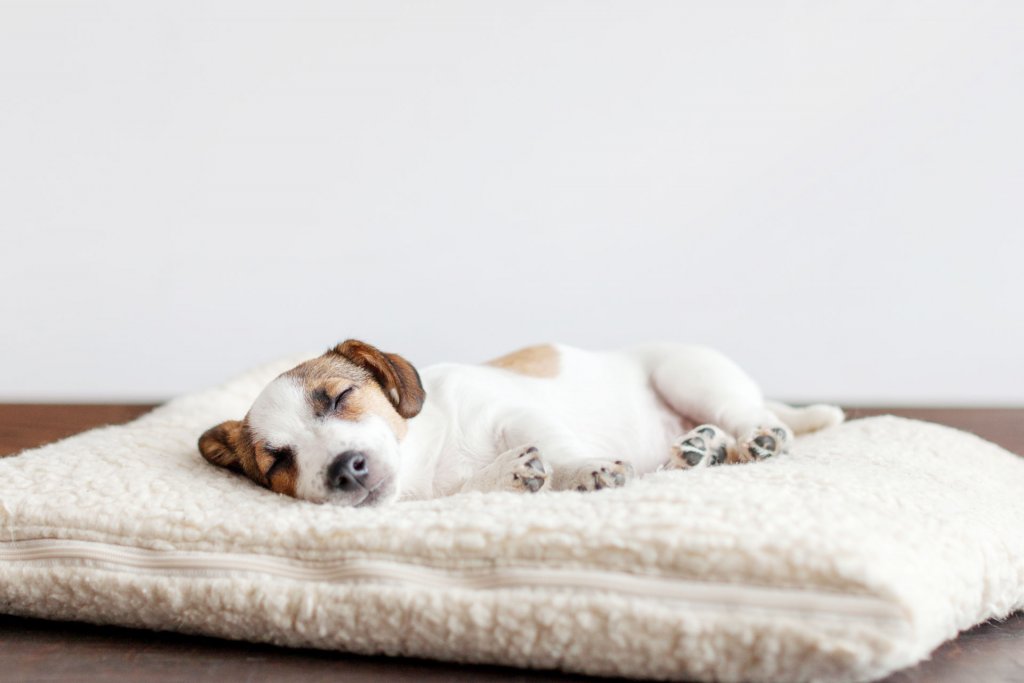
[648,345,779,435]
[459,445,551,494]
[496,409,636,492]
[645,344,839,466]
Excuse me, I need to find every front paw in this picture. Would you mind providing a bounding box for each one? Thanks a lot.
[510,446,550,493]
[558,459,635,492]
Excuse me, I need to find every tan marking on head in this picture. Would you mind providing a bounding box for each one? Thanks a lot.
[333,340,426,418]
[485,344,561,378]
[284,353,368,388]
[285,342,417,438]
[353,382,409,439]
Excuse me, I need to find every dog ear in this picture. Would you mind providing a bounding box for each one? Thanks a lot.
[333,339,426,418]
[198,420,245,473]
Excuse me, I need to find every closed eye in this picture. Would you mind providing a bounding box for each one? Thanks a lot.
[332,386,355,412]
[265,446,293,475]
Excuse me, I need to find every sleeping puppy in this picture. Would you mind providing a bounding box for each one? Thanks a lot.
[198,340,844,506]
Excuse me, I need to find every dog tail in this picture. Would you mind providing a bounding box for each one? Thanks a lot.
[766,401,845,435]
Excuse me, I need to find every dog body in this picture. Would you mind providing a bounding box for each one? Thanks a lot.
[399,343,688,499]
[199,340,844,506]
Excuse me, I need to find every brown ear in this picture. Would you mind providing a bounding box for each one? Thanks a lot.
[198,420,245,473]
[333,339,426,418]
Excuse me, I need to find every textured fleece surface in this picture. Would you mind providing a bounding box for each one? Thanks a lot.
[1,356,1023,683]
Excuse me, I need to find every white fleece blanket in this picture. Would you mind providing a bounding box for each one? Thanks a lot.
[2,357,1023,683]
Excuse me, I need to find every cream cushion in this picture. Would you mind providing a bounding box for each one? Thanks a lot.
[2,357,1023,683]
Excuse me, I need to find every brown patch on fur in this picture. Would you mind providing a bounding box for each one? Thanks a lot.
[345,382,409,439]
[266,465,298,496]
[284,353,369,388]
[199,421,256,480]
[198,420,247,473]
[286,344,417,437]
[333,340,425,418]
[300,374,409,440]
[255,442,298,497]
[485,344,561,378]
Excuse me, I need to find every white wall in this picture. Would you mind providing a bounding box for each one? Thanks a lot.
[2,1,1022,404]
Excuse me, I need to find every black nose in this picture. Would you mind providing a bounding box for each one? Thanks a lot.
[327,451,369,491]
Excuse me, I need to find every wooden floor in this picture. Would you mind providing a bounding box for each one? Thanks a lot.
[1,404,1022,683]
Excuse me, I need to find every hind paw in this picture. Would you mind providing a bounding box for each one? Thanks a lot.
[669,424,733,470]
[737,425,791,463]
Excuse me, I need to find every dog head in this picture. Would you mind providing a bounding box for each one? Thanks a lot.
[198,339,425,506]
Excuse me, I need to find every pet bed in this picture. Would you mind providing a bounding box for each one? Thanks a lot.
[1,356,1023,683]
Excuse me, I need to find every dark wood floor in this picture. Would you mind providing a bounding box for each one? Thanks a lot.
[1,404,1022,683]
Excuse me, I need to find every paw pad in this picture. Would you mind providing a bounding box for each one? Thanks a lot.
[752,434,776,453]
[741,425,790,461]
[511,447,549,493]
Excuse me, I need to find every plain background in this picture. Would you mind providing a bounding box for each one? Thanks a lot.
[1,1,1022,404]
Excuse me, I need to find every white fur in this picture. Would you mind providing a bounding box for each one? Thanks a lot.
[248,343,843,503]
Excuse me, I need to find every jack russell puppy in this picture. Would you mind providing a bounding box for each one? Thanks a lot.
[199,340,844,506]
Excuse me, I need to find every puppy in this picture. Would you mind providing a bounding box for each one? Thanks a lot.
[198,340,844,506]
